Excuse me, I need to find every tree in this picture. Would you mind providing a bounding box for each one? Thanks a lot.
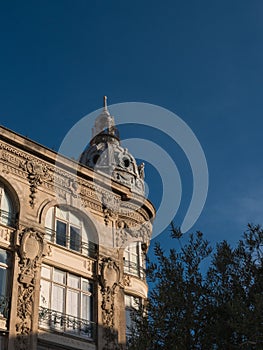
[127,224,263,350]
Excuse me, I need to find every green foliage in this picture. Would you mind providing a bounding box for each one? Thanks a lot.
[127,224,263,350]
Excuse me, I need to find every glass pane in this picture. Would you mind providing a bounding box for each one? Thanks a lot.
[68,274,79,289]
[67,290,79,317]
[0,249,7,265]
[53,269,65,284]
[70,226,81,252]
[69,211,81,226]
[0,267,7,296]
[55,207,68,220]
[56,220,67,247]
[40,279,50,307]
[0,187,13,226]
[126,308,132,329]
[45,207,53,230]
[82,294,92,321]
[131,252,138,264]
[41,265,51,279]
[82,279,92,293]
[52,285,65,313]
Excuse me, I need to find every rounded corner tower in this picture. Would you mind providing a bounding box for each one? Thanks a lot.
[79,96,145,196]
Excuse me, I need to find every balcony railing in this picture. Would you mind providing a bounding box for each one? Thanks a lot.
[39,306,96,341]
[0,295,10,318]
[45,228,98,259]
[123,260,146,280]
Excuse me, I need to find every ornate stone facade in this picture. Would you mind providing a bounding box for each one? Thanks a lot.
[15,228,47,350]
[0,103,155,350]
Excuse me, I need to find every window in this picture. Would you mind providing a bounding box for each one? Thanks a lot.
[0,248,10,318]
[0,184,15,227]
[53,207,81,252]
[124,242,146,279]
[125,294,140,339]
[45,206,97,257]
[39,265,95,340]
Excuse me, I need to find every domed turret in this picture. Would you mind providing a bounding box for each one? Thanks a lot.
[79,97,145,195]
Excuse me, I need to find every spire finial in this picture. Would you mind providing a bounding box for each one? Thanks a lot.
[103,96,108,111]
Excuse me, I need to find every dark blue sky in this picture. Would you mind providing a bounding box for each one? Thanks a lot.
[1,0,263,252]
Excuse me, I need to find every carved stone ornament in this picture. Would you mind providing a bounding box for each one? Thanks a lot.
[100,257,120,292]
[116,220,151,247]
[20,160,49,208]
[115,220,128,247]
[101,192,120,226]
[122,274,131,288]
[99,258,123,349]
[15,228,47,350]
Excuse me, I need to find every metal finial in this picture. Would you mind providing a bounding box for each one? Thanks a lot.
[103,96,108,111]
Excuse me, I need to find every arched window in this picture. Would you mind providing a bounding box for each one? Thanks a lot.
[45,206,97,258]
[0,183,15,227]
[124,242,146,279]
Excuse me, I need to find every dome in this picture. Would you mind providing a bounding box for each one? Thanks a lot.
[79,97,145,195]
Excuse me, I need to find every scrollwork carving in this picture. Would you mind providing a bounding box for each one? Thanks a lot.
[99,258,123,349]
[15,228,47,350]
[122,274,131,287]
[20,160,50,208]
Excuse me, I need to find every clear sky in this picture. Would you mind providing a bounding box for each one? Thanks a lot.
[1,0,263,254]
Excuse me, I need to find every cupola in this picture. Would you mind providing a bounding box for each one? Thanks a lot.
[79,97,145,195]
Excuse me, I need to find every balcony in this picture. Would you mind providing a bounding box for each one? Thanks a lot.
[39,306,96,341]
[123,260,146,280]
[45,228,98,259]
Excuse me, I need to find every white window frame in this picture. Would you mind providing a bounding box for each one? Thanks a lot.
[0,184,15,227]
[40,265,94,322]
[45,207,97,258]
[124,242,146,279]
[54,207,82,252]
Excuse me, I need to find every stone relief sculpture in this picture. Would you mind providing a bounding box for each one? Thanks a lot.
[15,228,47,350]
[20,160,49,208]
[99,257,124,350]
[102,192,120,225]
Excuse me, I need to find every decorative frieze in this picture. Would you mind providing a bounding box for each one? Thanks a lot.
[0,142,151,229]
[0,143,30,161]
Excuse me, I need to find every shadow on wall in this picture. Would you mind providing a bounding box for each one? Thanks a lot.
[0,325,127,350]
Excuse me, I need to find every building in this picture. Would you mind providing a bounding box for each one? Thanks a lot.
[0,99,155,350]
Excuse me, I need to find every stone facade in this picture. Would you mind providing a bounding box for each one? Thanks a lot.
[0,104,155,350]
